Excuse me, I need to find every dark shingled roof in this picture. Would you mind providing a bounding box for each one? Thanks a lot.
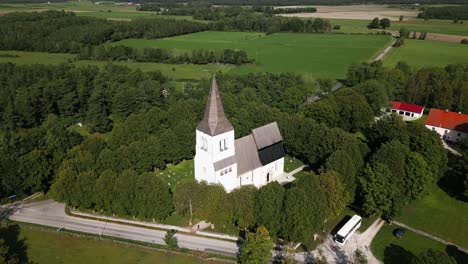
[235,135,262,175]
[197,75,234,136]
[252,122,283,150]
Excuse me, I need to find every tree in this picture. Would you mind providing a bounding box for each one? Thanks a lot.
[352,249,368,264]
[229,185,257,229]
[380,18,391,29]
[254,182,285,236]
[333,88,373,132]
[281,173,327,242]
[404,152,432,200]
[358,163,400,218]
[411,249,456,264]
[239,226,273,264]
[367,17,380,29]
[163,230,178,249]
[353,80,389,114]
[319,170,348,217]
[366,114,410,150]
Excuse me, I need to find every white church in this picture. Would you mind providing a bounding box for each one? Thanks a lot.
[194,76,285,193]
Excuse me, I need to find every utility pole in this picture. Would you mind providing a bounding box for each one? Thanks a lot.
[189,198,193,226]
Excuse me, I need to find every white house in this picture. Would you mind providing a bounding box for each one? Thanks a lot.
[386,101,425,120]
[425,108,468,142]
[194,76,285,192]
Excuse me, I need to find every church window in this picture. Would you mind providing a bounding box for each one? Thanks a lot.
[224,139,228,150]
[219,140,223,152]
[220,170,224,176]
[225,169,228,174]
[229,167,232,172]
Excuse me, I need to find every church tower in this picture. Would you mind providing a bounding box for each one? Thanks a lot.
[194,75,238,192]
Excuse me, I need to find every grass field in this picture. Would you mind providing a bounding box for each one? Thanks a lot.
[383,39,468,68]
[19,227,220,264]
[371,223,448,263]
[284,156,304,172]
[396,185,468,248]
[111,31,392,79]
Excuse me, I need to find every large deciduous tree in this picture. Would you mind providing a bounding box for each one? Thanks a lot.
[254,182,285,237]
[239,226,273,264]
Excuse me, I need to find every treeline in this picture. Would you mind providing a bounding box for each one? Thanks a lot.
[0,11,207,53]
[254,7,318,14]
[141,0,468,6]
[78,45,253,65]
[342,61,468,113]
[211,15,331,33]
[418,5,468,20]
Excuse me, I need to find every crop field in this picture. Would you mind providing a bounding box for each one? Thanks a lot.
[110,31,392,80]
[18,227,221,264]
[383,39,468,69]
[0,1,196,21]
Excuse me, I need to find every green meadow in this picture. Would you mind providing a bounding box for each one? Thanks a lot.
[18,227,221,264]
[396,185,468,248]
[383,39,468,68]
[111,31,392,79]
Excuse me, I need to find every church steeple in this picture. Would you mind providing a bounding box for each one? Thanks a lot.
[197,75,233,136]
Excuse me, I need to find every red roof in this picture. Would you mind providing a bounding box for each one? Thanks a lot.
[425,108,468,133]
[391,101,425,114]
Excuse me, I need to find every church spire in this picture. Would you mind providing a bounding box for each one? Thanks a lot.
[197,75,233,136]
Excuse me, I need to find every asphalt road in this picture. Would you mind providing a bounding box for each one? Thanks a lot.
[6,200,239,257]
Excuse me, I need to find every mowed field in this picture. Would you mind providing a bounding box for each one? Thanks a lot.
[397,186,468,248]
[110,31,392,79]
[383,39,468,68]
[18,227,221,264]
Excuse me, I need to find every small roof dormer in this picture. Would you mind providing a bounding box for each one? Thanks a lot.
[197,75,234,136]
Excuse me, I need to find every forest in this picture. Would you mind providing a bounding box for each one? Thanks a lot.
[1,60,466,243]
[418,5,468,20]
[78,45,253,65]
[140,0,468,5]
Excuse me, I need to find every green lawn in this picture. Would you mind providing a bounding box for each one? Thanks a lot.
[384,39,468,69]
[396,185,468,248]
[284,155,304,173]
[110,31,392,79]
[0,51,75,65]
[19,227,220,264]
[157,160,195,191]
[371,223,448,263]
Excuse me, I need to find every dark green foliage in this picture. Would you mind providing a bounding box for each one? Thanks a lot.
[79,46,254,65]
[281,173,327,241]
[418,5,468,20]
[319,170,348,217]
[163,230,179,249]
[254,182,285,236]
[366,114,410,149]
[228,185,256,229]
[324,150,357,200]
[411,249,456,264]
[368,17,381,29]
[333,88,374,132]
[0,11,207,53]
[380,18,391,29]
[239,226,273,264]
[353,80,389,114]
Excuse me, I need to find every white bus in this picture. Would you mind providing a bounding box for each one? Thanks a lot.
[333,215,362,246]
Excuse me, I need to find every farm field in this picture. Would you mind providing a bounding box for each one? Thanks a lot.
[396,185,468,248]
[383,39,468,69]
[0,51,229,80]
[16,226,221,264]
[279,4,419,21]
[110,31,392,80]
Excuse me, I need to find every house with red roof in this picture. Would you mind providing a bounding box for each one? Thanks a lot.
[387,101,425,120]
[425,108,468,142]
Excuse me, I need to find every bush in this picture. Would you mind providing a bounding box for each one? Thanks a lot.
[333,25,341,30]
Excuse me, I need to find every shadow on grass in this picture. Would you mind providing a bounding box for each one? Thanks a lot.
[446,245,468,264]
[0,224,29,263]
[383,243,415,264]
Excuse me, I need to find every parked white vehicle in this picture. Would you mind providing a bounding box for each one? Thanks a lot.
[333,215,362,246]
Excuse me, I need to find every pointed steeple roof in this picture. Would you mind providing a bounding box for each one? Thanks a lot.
[197,75,233,136]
